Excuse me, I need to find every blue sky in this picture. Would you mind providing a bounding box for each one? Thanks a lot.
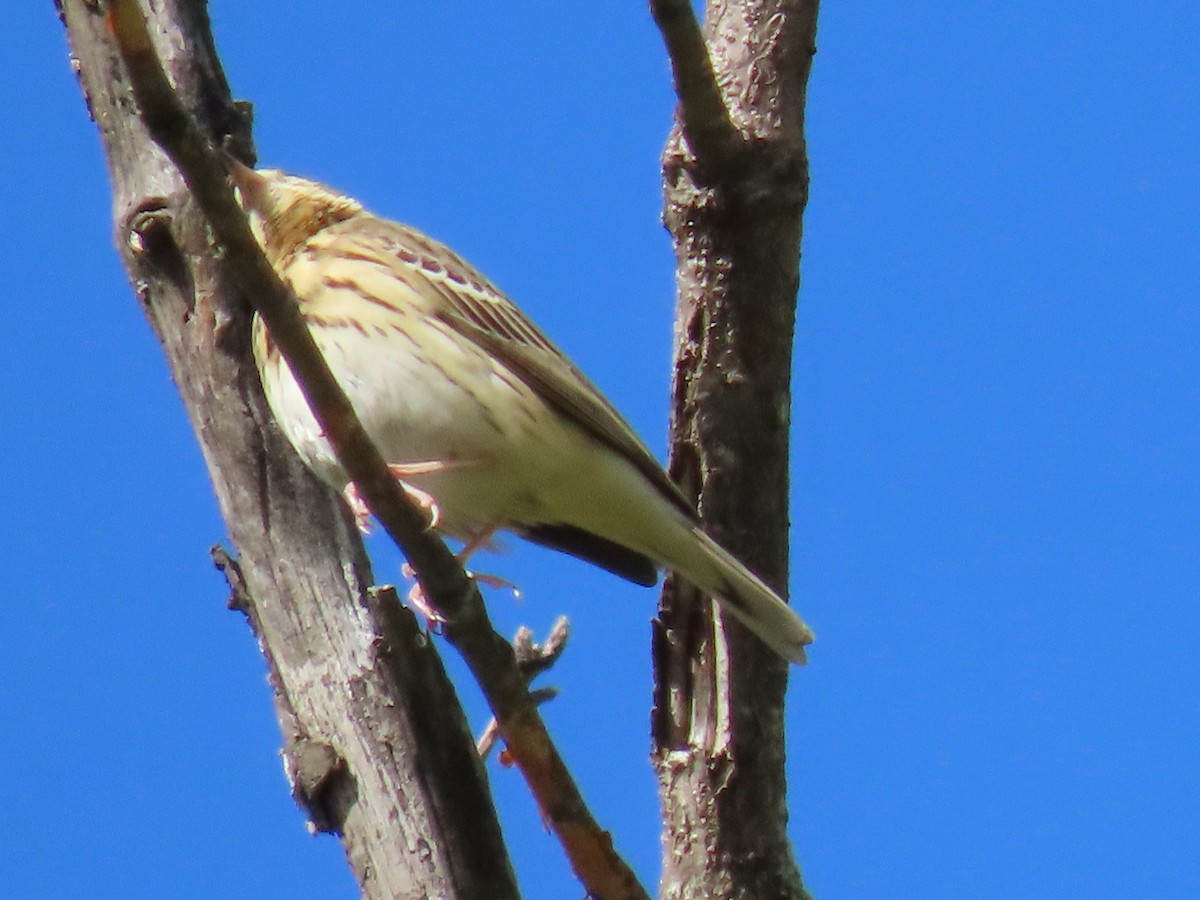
[6,2,1198,897]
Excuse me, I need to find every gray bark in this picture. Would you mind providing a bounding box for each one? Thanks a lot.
[57,2,518,897]
[653,2,821,898]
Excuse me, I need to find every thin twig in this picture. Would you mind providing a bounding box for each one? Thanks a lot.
[103,2,649,897]
[478,687,560,759]
[477,618,570,758]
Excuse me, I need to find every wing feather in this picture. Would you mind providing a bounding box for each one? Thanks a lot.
[322,216,697,521]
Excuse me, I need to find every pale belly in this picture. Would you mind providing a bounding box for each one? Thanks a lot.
[258,318,587,539]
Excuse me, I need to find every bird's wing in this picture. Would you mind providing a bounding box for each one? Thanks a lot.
[326,216,697,521]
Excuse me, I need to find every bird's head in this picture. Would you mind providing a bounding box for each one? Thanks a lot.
[227,160,364,265]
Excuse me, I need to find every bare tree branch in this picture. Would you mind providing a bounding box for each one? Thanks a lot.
[106,0,464,599]
[648,0,743,175]
[478,619,570,758]
[651,1,821,898]
[58,0,517,893]
[92,1,650,897]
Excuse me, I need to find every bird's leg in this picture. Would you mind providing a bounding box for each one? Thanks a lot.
[390,475,442,530]
[402,568,445,627]
[342,482,373,533]
[402,524,521,626]
[456,526,500,564]
[457,527,522,597]
[342,461,453,534]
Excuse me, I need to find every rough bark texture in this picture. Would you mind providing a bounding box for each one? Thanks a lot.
[652,2,820,899]
[58,3,518,898]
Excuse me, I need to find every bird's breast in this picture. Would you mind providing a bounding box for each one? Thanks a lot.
[255,304,571,534]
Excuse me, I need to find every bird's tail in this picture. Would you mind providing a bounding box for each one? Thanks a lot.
[661,522,815,664]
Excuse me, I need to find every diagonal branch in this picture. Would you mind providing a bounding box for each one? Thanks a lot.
[61,1,512,892]
[107,0,460,602]
[103,2,649,897]
[648,0,743,173]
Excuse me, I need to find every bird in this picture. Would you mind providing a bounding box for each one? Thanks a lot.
[230,162,815,663]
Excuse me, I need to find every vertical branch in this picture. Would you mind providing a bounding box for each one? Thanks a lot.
[57,2,517,897]
[651,1,821,898]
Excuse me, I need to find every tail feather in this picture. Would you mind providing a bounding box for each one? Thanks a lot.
[669,525,815,664]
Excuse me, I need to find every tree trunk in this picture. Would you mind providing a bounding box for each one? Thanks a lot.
[57,2,518,897]
[59,0,821,895]
[653,2,820,898]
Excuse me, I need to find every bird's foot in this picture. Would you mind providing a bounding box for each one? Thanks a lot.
[342,483,374,533]
[343,468,445,535]
[400,525,521,625]
[402,567,448,629]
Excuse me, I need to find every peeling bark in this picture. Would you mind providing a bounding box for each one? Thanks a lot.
[58,3,517,897]
[652,2,821,898]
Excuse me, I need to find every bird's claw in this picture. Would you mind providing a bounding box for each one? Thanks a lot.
[343,477,443,535]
